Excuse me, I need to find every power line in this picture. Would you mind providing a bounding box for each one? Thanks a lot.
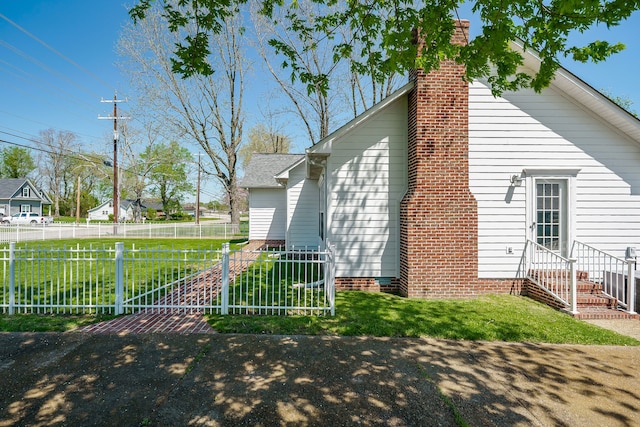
[0,131,141,179]
[0,40,102,100]
[0,12,112,90]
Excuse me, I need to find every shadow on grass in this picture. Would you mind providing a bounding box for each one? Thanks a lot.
[208,292,640,346]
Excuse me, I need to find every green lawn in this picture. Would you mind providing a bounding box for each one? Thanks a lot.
[207,292,640,346]
[2,239,638,345]
[2,292,638,345]
[0,313,116,332]
[0,238,246,313]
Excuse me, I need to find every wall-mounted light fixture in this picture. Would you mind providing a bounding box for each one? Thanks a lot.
[510,174,523,186]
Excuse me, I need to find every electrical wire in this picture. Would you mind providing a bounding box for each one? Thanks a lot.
[0,12,113,90]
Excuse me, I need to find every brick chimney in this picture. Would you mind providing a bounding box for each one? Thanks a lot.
[399,20,479,297]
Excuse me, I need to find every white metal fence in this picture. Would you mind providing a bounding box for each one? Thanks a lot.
[0,242,335,316]
[0,222,247,243]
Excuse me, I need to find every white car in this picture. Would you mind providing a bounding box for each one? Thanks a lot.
[2,212,53,225]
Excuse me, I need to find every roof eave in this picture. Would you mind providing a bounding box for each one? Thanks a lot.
[512,40,640,144]
[307,81,415,156]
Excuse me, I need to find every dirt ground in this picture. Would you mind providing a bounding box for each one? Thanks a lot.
[1,332,639,427]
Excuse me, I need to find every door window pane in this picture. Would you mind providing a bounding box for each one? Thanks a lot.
[536,182,561,250]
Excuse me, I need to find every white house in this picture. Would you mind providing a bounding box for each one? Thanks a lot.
[87,200,125,221]
[87,199,162,221]
[240,154,306,242]
[242,21,640,316]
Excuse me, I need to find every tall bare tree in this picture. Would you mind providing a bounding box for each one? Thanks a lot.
[252,1,338,144]
[118,2,247,225]
[131,0,639,98]
[251,0,401,144]
[38,129,80,217]
[238,124,292,170]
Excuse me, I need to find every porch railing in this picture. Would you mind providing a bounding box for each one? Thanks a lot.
[0,242,335,316]
[570,241,636,314]
[524,239,578,314]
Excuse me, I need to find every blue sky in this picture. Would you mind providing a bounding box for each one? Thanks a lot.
[1,1,639,201]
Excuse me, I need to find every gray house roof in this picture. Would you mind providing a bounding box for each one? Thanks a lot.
[240,154,305,188]
[88,199,164,213]
[0,178,50,203]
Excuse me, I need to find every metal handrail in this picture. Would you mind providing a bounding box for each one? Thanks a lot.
[525,239,577,314]
[571,241,636,314]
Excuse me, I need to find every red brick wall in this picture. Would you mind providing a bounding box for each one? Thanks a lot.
[399,20,480,298]
[335,277,400,293]
[522,280,568,311]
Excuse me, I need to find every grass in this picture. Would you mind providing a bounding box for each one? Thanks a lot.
[228,253,326,313]
[1,239,637,345]
[0,313,116,332]
[207,292,640,346]
[0,238,248,315]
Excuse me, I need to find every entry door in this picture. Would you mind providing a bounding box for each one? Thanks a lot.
[533,179,568,256]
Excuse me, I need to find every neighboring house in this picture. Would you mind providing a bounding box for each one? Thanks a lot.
[242,21,640,305]
[87,199,163,221]
[240,154,306,242]
[0,178,52,217]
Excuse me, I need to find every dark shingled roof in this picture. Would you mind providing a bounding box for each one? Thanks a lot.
[240,153,305,188]
[0,178,29,199]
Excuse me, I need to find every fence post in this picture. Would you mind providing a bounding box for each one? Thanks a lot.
[569,258,578,315]
[221,243,229,315]
[626,258,636,314]
[8,242,15,315]
[329,245,336,316]
[115,242,124,315]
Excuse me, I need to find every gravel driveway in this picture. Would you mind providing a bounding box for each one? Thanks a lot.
[1,332,639,426]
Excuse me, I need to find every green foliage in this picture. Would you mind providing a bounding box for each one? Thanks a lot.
[208,292,640,345]
[0,146,36,178]
[129,0,640,95]
[146,207,157,220]
[600,88,638,117]
[142,141,195,216]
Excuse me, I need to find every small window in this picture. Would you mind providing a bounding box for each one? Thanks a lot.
[20,205,31,213]
[22,187,30,197]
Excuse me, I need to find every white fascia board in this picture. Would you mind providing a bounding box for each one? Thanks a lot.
[512,40,640,145]
[274,156,306,183]
[306,81,415,156]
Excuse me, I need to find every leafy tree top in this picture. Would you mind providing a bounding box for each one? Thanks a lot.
[130,0,639,96]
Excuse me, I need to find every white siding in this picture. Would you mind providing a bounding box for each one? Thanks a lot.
[287,162,320,248]
[327,97,408,277]
[470,80,640,277]
[248,188,287,241]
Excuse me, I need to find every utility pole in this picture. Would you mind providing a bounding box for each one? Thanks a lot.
[76,175,81,224]
[99,93,129,231]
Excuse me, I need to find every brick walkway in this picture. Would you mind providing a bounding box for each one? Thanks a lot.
[78,242,268,334]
